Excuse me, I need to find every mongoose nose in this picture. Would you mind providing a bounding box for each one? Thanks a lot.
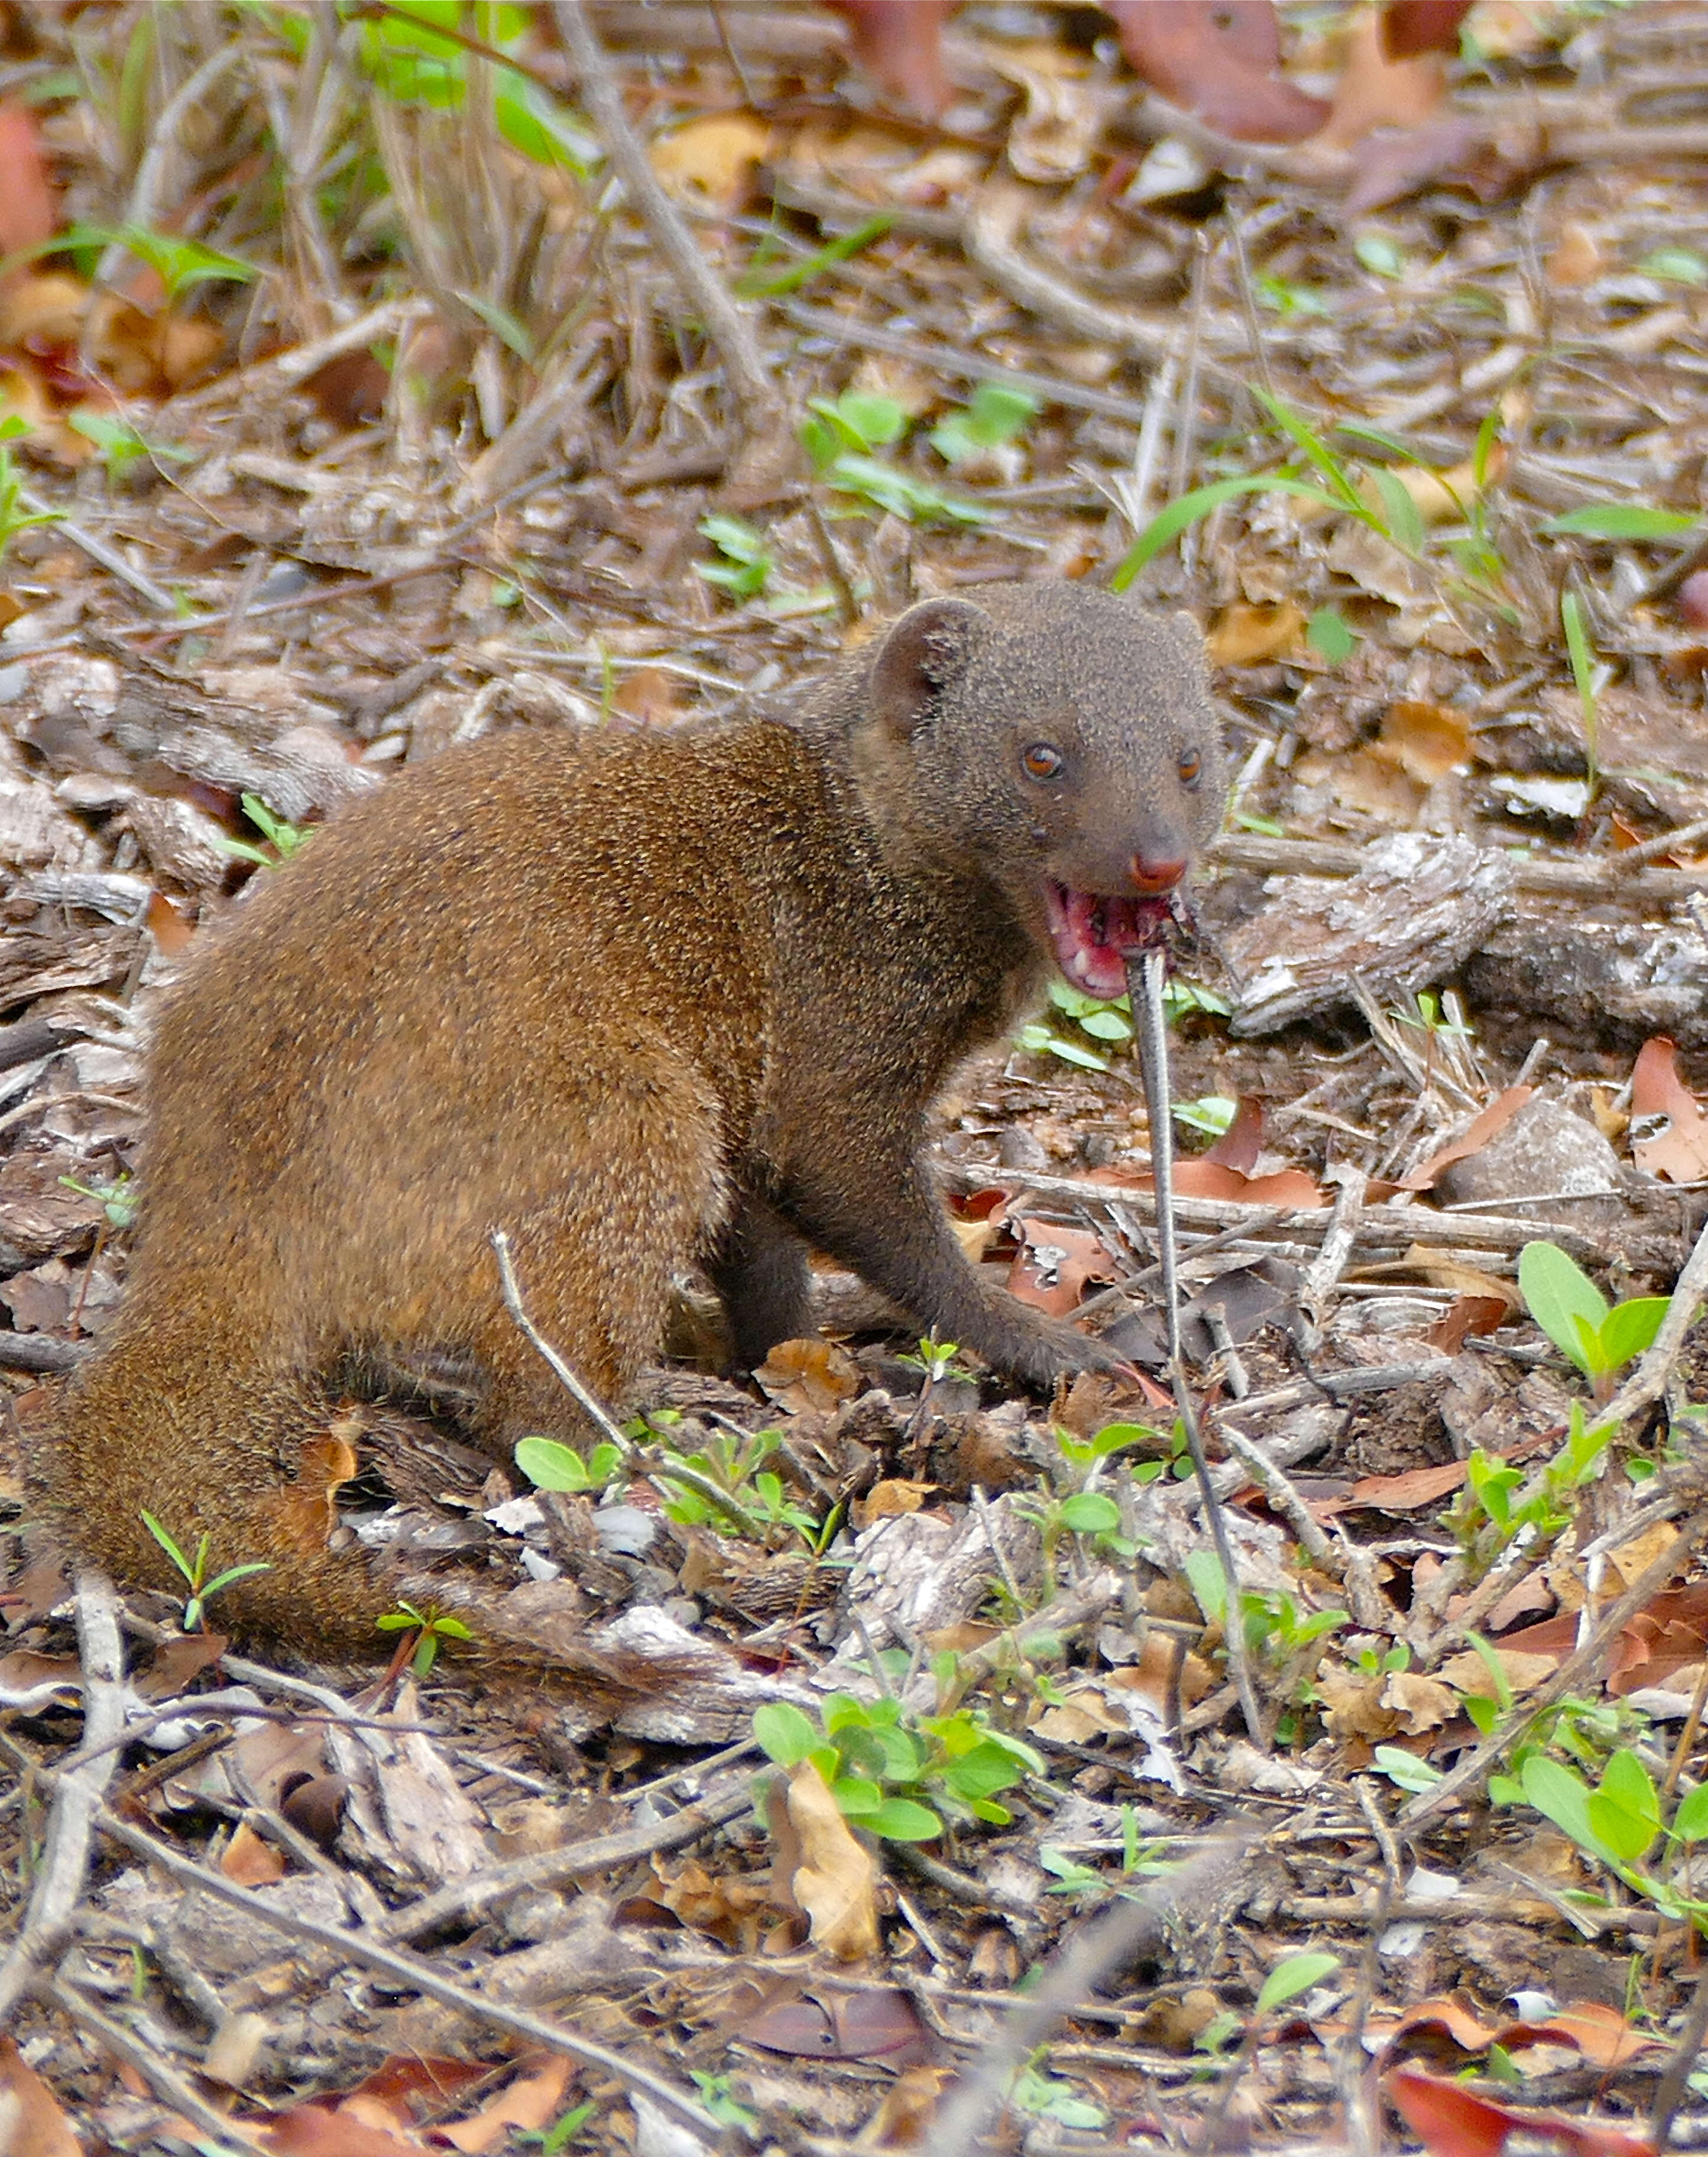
[1129,854,1187,895]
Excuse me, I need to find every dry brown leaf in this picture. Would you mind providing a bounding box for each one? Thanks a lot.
[754,1335,861,1411]
[649,114,771,212]
[222,1819,288,1887]
[259,1430,359,1554]
[779,1760,880,1961]
[1630,1037,1708,1181]
[1437,1647,1558,1696]
[1547,221,1602,288]
[1318,5,1446,151]
[1381,1,1477,58]
[439,2058,573,2153]
[0,103,56,260]
[1382,1668,1456,1732]
[1006,1216,1118,1315]
[1207,601,1306,666]
[1375,697,1473,781]
[853,1478,936,1526]
[0,2038,82,2157]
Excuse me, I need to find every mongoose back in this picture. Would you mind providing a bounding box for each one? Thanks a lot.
[44,582,1224,1654]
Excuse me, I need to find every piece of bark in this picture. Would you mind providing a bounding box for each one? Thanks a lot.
[1221,832,1515,1038]
[1465,908,1708,1050]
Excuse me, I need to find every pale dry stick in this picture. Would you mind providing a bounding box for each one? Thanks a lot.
[383,1777,755,1945]
[92,1806,723,2136]
[251,32,346,319]
[1336,1783,1400,2157]
[1217,1424,1389,1633]
[1593,1207,1708,1434]
[169,292,433,412]
[1135,949,1265,1748]
[1415,1544,1544,1672]
[11,485,176,612]
[936,1158,1604,1262]
[0,1570,127,2025]
[1398,1502,1708,1831]
[1298,1165,1369,1358]
[46,1973,247,2149]
[1170,231,1211,580]
[929,1830,1251,2157]
[490,1227,631,1453]
[551,0,771,432]
[937,1570,1126,1708]
[1613,813,1708,872]
[103,42,246,282]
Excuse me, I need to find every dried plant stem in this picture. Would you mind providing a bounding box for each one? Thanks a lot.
[551,0,772,430]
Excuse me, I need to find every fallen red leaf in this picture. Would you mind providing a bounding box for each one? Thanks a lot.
[825,0,957,119]
[1385,2064,1653,2157]
[1103,0,1330,143]
[1007,1216,1117,1316]
[1380,1,1476,60]
[1630,1038,1708,1182]
[0,102,57,261]
[1203,1094,1265,1173]
[1398,1086,1532,1191]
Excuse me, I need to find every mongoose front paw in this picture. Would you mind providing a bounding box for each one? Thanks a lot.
[996,1312,1129,1391]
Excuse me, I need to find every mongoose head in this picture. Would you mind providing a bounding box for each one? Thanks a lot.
[852,584,1226,997]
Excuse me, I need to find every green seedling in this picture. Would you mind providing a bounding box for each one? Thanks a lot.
[896,1333,971,1384]
[60,1170,137,1228]
[1185,1549,1346,1699]
[1513,1746,1708,1933]
[1257,1951,1342,2015]
[352,1,598,174]
[1354,232,1406,278]
[516,2100,597,2156]
[695,513,773,601]
[375,1600,474,1678]
[928,380,1041,466]
[1174,1093,1237,1138]
[800,391,984,526]
[1543,504,1699,542]
[689,2074,757,2132]
[1446,1408,1617,1575]
[140,1510,270,1633]
[753,1692,1044,1841]
[1017,976,1226,1071]
[1306,605,1358,663]
[1009,2061,1107,2131]
[735,211,892,299]
[53,221,257,305]
[1559,590,1604,801]
[1111,386,1511,620]
[1039,1804,1174,1902]
[67,409,193,487]
[0,414,60,565]
[216,793,313,867]
[1255,274,1332,319]
[1518,1239,1670,1401]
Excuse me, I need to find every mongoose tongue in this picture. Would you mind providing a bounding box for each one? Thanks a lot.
[1044,881,1176,998]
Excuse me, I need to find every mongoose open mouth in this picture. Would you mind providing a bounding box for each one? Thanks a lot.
[1043,881,1177,999]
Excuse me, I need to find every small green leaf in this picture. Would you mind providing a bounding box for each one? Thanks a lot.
[753,1702,819,1766]
[865,1798,943,1841]
[1597,1296,1670,1372]
[1521,1754,1622,1870]
[1111,472,1342,586]
[1639,247,1708,285]
[1256,1951,1341,2015]
[1307,607,1357,663]
[515,1436,594,1490]
[1672,1784,1708,1842]
[1519,1241,1609,1377]
[1174,1093,1237,1136]
[830,1776,884,1816]
[1057,1491,1122,1535]
[1543,504,1699,540]
[1354,232,1406,278]
[1367,464,1427,555]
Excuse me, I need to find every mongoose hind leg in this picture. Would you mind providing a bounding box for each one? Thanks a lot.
[709,1191,813,1371]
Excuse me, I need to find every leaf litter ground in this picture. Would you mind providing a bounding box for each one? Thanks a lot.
[5,4,1708,2152]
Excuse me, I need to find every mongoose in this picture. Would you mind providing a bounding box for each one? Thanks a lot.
[42,582,1224,1656]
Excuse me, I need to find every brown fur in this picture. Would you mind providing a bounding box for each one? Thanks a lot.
[41,582,1224,1655]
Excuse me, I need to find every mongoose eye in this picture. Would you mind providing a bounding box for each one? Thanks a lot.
[1178,749,1203,786]
[1022,742,1065,781]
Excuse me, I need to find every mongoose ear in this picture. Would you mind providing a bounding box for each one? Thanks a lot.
[868,597,986,738]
